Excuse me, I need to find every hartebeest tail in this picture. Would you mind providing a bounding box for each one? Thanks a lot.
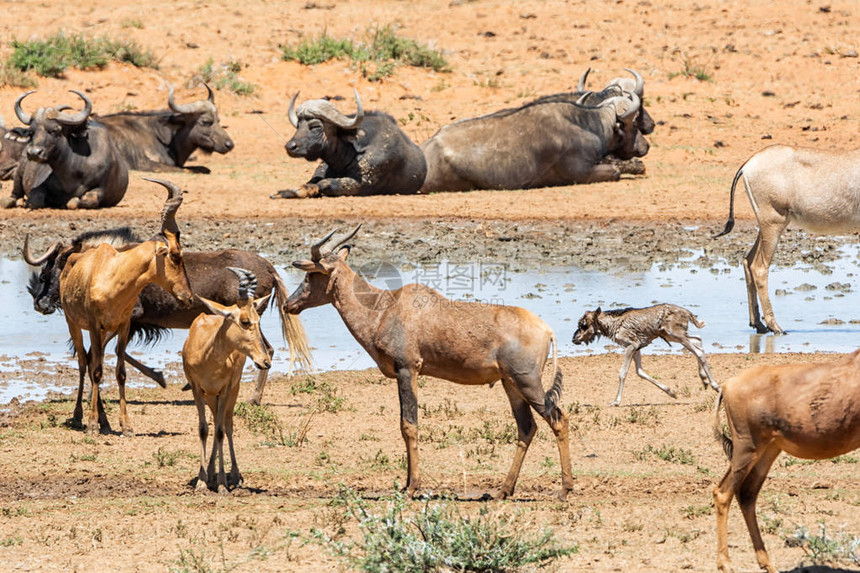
[712,388,733,460]
[272,273,312,374]
[544,334,563,422]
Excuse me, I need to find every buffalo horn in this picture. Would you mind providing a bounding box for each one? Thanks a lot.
[204,82,215,103]
[227,267,257,300]
[310,229,338,262]
[288,92,300,128]
[168,84,211,114]
[0,114,4,129]
[55,91,92,126]
[624,68,645,96]
[14,90,36,126]
[576,67,591,92]
[22,234,62,266]
[617,91,641,120]
[143,177,184,235]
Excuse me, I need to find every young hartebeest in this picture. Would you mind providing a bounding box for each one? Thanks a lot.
[59,178,193,435]
[712,350,860,573]
[286,227,574,500]
[183,268,272,493]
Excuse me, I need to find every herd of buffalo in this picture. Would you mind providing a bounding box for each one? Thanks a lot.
[5,67,860,573]
[0,68,650,207]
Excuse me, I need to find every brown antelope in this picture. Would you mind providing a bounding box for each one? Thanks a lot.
[59,178,193,435]
[183,268,272,493]
[712,350,860,573]
[286,227,574,500]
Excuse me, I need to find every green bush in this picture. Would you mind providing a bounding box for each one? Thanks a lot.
[8,32,157,78]
[313,485,576,572]
[281,25,449,81]
[198,58,256,96]
[786,521,860,567]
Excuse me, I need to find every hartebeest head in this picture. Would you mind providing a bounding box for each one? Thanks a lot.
[197,267,272,370]
[142,177,194,308]
[286,225,362,314]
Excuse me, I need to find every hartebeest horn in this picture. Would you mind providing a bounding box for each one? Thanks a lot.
[14,90,35,126]
[577,67,591,92]
[22,234,62,266]
[332,224,362,251]
[143,177,184,235]
[288,92,300,128]
[310,229,338,262]
[625,68,645,96]
[168,84,212,114]
[227,267,257,300]
[56,91,92,126]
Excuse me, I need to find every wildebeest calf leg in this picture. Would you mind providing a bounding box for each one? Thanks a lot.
[396,366,421,496]
[668,331,719,391]
[630,349,677,401]
[612,346,639,406]
[497,378,538,500]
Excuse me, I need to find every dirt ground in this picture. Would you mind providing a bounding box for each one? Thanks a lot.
[0,1,859,571]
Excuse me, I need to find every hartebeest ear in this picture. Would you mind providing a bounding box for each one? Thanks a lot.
[155,243,169,257]
[198,296,233,318]
[254,294,272,314]
[336,245,351,260]
[292,260,319,272]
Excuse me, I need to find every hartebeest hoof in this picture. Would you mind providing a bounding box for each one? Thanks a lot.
[556,487,573,502]
[665,388,678,399]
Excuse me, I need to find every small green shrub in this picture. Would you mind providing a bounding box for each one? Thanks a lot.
[281,25,449,79]
[197,58,256,96]
[635,444,695,465]
[8,32,157,78]
[312,485,577,572]
[786,521,860,567]
[234,402,312,447]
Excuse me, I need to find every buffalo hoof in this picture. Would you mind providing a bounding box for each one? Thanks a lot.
[65,197,80,210]
[492,489,512,501]
[0,196,16,209]
[194,478,209,493]
[270,189,300,199]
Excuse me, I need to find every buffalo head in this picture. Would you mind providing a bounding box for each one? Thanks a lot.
[577,68,655,136]
[15,90,91,164]
[285,90,364,161]
[168,83,234,155]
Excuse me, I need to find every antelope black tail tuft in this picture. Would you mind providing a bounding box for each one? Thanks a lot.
[545,369,564,423]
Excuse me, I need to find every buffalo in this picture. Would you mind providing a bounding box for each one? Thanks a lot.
[2,90,129,209]
[0,115,28,182]
[420,86,647,192]
[271,90,427,198]
[97,84,234,173]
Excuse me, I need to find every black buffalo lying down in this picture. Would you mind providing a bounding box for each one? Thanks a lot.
[420,70,650,193]
[271,90,426,199]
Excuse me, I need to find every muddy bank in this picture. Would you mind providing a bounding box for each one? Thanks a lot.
[7,216,856,274]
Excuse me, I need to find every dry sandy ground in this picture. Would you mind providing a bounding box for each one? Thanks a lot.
[0,1,859,572]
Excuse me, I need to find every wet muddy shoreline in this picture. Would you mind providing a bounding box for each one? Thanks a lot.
[6,216,858,274]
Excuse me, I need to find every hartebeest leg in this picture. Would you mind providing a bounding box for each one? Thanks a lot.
[214,393,229,494]
[738,447,782,573]
[191,385,210,492]
[114,325,134,436]
[86,331,108,435]
[396,366,420,496]
[633,351,677,400]
[497,379,538,500]
[123,352,166,388]
[713,443,765,573]
[224,380,243,488]
[746,217,788,334]
[67,325,88,429]
[247,370,268,406]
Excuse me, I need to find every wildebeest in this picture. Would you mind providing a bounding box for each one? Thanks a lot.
[271,90,427,198]
[60,178,193,435]
[712,350,860,573]
[24,228,312,405]
[184,268,272,493]
[97,83,234,173]
[3,90,129,209]
[286,227,574,500]
[419,84,647,192]
[714,145,860,334]
[572,304,719,406]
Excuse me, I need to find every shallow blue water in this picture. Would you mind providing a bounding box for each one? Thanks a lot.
[2,245,860,404]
